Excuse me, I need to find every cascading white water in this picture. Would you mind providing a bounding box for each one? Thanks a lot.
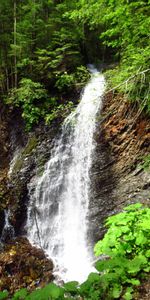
[27,67,105,282]
[1,210,15,242]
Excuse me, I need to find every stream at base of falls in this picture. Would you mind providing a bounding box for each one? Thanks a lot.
[27,66,105,283]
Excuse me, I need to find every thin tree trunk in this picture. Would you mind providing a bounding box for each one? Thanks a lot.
[0,67,5,94]
[14,0,17,88]
[5,67,9,92]
[11,64,14,88]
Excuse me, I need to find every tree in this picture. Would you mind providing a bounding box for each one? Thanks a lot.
[69,0,150,111]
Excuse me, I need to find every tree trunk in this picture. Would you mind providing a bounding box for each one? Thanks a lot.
[14,0,17,88]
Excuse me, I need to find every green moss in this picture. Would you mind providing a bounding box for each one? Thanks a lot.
[36,157,47,177]
[12,158,24,175]
[22,136,38,156]
[12,136,38,175]
[140,154,150,172]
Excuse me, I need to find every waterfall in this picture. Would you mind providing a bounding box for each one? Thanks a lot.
[8,148,21,178]
[27,67,105,282]
[1,210,15,243]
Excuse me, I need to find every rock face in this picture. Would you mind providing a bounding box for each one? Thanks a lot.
[1,92,149,241]
[0,103,12,236]
[9,121,63,235]
[0,91,149,295]
[0,104,60,293]
[89,92,150,242]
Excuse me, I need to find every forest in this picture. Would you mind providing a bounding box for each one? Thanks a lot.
[0,0,149,129]
[0,0,150,299]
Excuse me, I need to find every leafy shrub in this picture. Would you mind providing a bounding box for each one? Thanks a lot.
[94,203,150,299]
[5,78,50,130]
[55,66,90,92]
[4,65,89,130]
[71,0,150,114]
[45,101,74,124]
[12,289,28,300]
[74,66,90,86]
[5,79,62,130]
[0,291,9,300]
[55,73,74,91]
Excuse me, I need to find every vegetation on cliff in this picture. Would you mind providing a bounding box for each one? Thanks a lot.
[69,0,150,122]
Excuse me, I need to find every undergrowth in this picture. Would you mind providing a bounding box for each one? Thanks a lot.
[1,203,150,300]
[4,66,89,131]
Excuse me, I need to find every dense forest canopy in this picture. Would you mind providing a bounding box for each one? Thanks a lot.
[0,0,149,129]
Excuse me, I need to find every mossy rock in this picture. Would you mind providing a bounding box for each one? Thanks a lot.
[12,136,38,175]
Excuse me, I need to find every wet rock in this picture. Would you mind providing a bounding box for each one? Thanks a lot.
[0,209,5,237]
[8,120,62,235]
[0,237,54,294]
[0,104,26,239]
[89,92,150,243]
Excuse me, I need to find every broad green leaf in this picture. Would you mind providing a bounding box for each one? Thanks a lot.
[135,232,147,245]
[112,284,122,298]
[126,278,140,286]
[64,281,78,293]
[12,288,28,300]
[145,250,150,257]
[95,260,106,272]
[123,287,133,300]
[0,291,9,300]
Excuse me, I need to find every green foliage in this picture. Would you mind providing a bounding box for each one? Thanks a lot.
[79,273,102,300]
[12,289,28,300]
[69,0,150,113]
[105,66,150,113]
[55,73,74,91]
[0,0,88,130]
[0,291,9,300]
[94,202,150,261]
[35,43,90,92]
[54,67,90,92]
[26,283,64,300]
[0,0,150,123]
[4,64,89,129]
[63,281,78,294]
[5,78,55,130]
[94,203,150,299]
[13,285,57,300]
[4,203,149,300]
[45,101,74,124]
[123,287,134,300]
[74,66,91,87]
[140,154,150,171]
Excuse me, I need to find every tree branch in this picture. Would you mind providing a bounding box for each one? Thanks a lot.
[106,69,150,94]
